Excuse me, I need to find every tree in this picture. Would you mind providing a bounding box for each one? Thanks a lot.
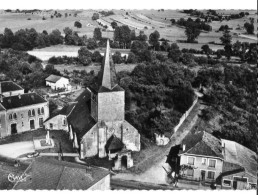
[49,29,64,45]
[114,25,131,49]
[137,30,148,41]
[86,38,98,50]
[74,21,82,28]
[161,40,170,52]
[220,29,232,45]
[224,44,232,60]
[78,47,92,66]
[149,30,160,50]
[92,13,99,20]
[168,43,181,62]
[111,21,118,29]
[127,52,137,63]
[0,28,14,48]
[131,40,148,55]
[92,51,102,63]
[93,28,102,41]
[201,44,212,57]
[244,22,254,34]
[112,51,123,64]
[185,23,200,43]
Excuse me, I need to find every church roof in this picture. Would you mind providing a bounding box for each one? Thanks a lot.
[98,39,119,91]
[105,135,124,151]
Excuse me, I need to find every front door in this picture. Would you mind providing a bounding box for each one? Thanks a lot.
[11,123,17,134]
[30,120,35,130]
[201,170,206,181]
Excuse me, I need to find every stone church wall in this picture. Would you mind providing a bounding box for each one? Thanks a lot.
[98,91,124,122]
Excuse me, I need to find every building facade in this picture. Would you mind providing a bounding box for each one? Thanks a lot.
[0,83,49,137]
[45,75,70,90]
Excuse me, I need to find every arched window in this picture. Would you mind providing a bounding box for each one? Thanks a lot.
[28,110,31,116]
[9,114,12,120]
[13,113,17,119]
[32,109,35,116]
[38,108,41,115]
[41,107,44,114]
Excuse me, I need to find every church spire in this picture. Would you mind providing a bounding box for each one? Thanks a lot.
[100,39,117,90]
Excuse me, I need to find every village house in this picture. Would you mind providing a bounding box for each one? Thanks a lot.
[45,40,141,170]
[0,82,49,137]
[44,102,77,131]
[13,158,110,190]
[170,131,257,190]
[45,75,71,91]
[0,81,24,97]
[179,131,224,182]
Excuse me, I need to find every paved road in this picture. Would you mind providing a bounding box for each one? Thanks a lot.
[0,141,35,158]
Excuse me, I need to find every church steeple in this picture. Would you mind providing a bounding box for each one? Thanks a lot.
[100,39,118,90]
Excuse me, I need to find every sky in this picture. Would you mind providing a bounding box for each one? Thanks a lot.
[0,0,257,10]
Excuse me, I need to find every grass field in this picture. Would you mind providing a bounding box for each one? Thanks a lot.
[0,9,256,57]
[55,63,137,74]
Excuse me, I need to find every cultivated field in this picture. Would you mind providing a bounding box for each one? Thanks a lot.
[0,9,256,54]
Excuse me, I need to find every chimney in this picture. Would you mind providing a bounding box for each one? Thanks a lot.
[182,144,186,151]
[31,95,34,101]
[18,94,21,99]
[0,95,3,103]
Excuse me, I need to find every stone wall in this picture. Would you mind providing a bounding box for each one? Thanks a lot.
[97,91,124,122]
[173,98,198,134]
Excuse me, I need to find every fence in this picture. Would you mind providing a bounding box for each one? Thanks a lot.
[173,97,198,134]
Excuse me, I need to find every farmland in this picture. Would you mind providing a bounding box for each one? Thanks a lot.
[0,9,256,56]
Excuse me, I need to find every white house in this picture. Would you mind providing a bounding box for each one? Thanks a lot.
[45,75,70,91]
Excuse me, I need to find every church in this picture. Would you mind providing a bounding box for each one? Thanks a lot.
[45,40,141,164]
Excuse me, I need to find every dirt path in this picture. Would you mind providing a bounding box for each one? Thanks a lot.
[113,101,205,184]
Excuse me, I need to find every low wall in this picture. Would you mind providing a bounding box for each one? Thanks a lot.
[173,98,198,134]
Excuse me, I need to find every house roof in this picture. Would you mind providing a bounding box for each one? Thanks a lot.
[0,93,47,110]
[180,131,223,159]
[67,89,96,139]
[105,135,124,151]
[14,158,110,190]
[0,81,23,93]
[45,75,66,83]
[222,139,257,178]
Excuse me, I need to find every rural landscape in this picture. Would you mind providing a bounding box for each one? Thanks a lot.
[0,7,257,190]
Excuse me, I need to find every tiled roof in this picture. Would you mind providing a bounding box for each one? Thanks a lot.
[14,158,110,190]
[0,93,47,110]
[45,75,65,83]
[180,131,223,159]
[0,81,23,93]
[106,135,124,151]
[222,139,257,178]
[67,89,96,139]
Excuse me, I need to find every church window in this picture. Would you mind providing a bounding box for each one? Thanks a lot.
[13,113,17,120]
